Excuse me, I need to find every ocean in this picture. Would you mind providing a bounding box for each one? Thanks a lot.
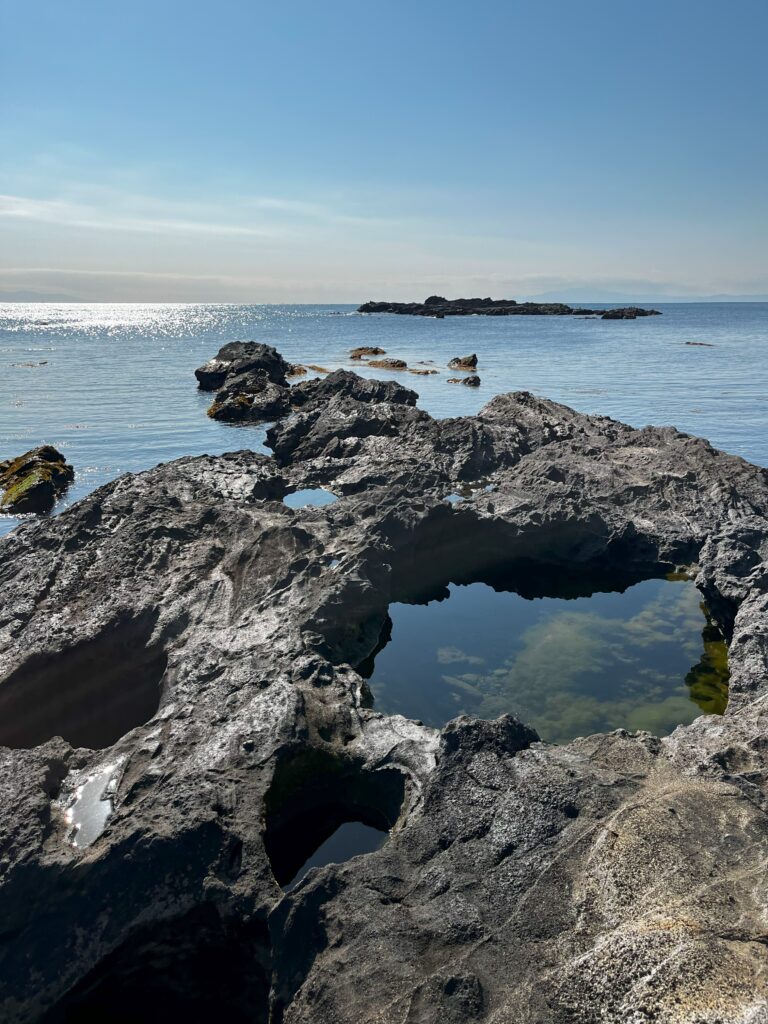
[1,301,766,537]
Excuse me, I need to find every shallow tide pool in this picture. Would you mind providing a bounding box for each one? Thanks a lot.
[361,578,729,743]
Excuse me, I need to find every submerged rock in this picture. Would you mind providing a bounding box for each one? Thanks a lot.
[447,375,480,386]
[0,445,74,514]
[1,353,768,1022]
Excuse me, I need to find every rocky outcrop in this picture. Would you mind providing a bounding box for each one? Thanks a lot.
[367,357,407,370]
[0,446,74,514]
[448,353,478,370]
[207,370,291,422]
[358,296,661,318]
[600,306,661,320]
[194,341,291,391]
[208,366,418,426]
[350,347,386,359]
[0,361,767,1022]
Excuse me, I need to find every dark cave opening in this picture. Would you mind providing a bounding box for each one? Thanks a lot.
[263,747,405,889]
[0,613,166,750]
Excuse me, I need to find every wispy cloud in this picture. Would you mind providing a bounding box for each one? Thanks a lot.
[0,185,392,241]
[0,193,290,239]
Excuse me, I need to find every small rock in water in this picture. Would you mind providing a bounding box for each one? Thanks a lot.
[685,341,716,347]
[368,358,408,370]
[350,347,386,360]
[447,353,478,370]
[447,375,481,386]
[408,368,438,376]
[0,445,74,514]
[601,306,660,320]
[286,364,308,377]
[194,342,290,391]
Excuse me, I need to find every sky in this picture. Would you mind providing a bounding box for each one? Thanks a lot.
[1,0,767,303]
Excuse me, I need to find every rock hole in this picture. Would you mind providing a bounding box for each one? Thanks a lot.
[284,821,387,891]
[263,748,404,890]
[358,573,729,743]
[282,488,338,509]
[0,614,166,750]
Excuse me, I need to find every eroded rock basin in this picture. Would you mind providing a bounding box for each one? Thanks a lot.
[361,577,729,742]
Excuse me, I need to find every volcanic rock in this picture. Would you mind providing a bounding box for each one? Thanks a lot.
[600,306,660,320]
[448,353,478,370]
[207,370,291,422]
[367,358,407,370]
[194,341,291,390]
[0,359,767,1022]
[0,445,74,514]
[350,347,386,360]
[358,296,661,318]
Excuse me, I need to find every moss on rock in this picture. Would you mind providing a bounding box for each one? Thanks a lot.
[0,445,74,515]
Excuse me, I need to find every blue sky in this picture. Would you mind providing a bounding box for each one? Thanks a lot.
[1,0,767,302]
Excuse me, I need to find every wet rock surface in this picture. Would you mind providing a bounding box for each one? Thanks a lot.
[0,445,74,514]
[358,295,661,318]
[0,362,767,1022]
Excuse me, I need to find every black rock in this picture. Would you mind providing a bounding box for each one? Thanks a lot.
[207,370,291,422]
[601,306,661,320]
[194,342,291,390]
[357,297,661,318]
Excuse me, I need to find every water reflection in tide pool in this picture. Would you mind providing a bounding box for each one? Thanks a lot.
[282,488,338,509]
[361,578,729,743]
[284,821,387,891]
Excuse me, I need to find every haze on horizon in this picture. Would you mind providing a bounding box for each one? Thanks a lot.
[1,0,767,304]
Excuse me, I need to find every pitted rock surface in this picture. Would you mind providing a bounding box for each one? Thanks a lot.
[1,369,768,1022]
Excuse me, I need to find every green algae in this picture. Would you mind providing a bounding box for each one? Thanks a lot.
[685,605,730,715]
[364,578,730,744]
[0,447,74,514]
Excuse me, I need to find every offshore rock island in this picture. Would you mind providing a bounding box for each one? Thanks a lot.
[358,295,662,318]
[0,347,767,1022]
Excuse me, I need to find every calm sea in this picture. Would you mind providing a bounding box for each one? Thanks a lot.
[1,302,766,536]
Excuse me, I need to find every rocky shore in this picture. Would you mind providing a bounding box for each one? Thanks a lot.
[0,348,767,1022]
[358,295,661,319]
